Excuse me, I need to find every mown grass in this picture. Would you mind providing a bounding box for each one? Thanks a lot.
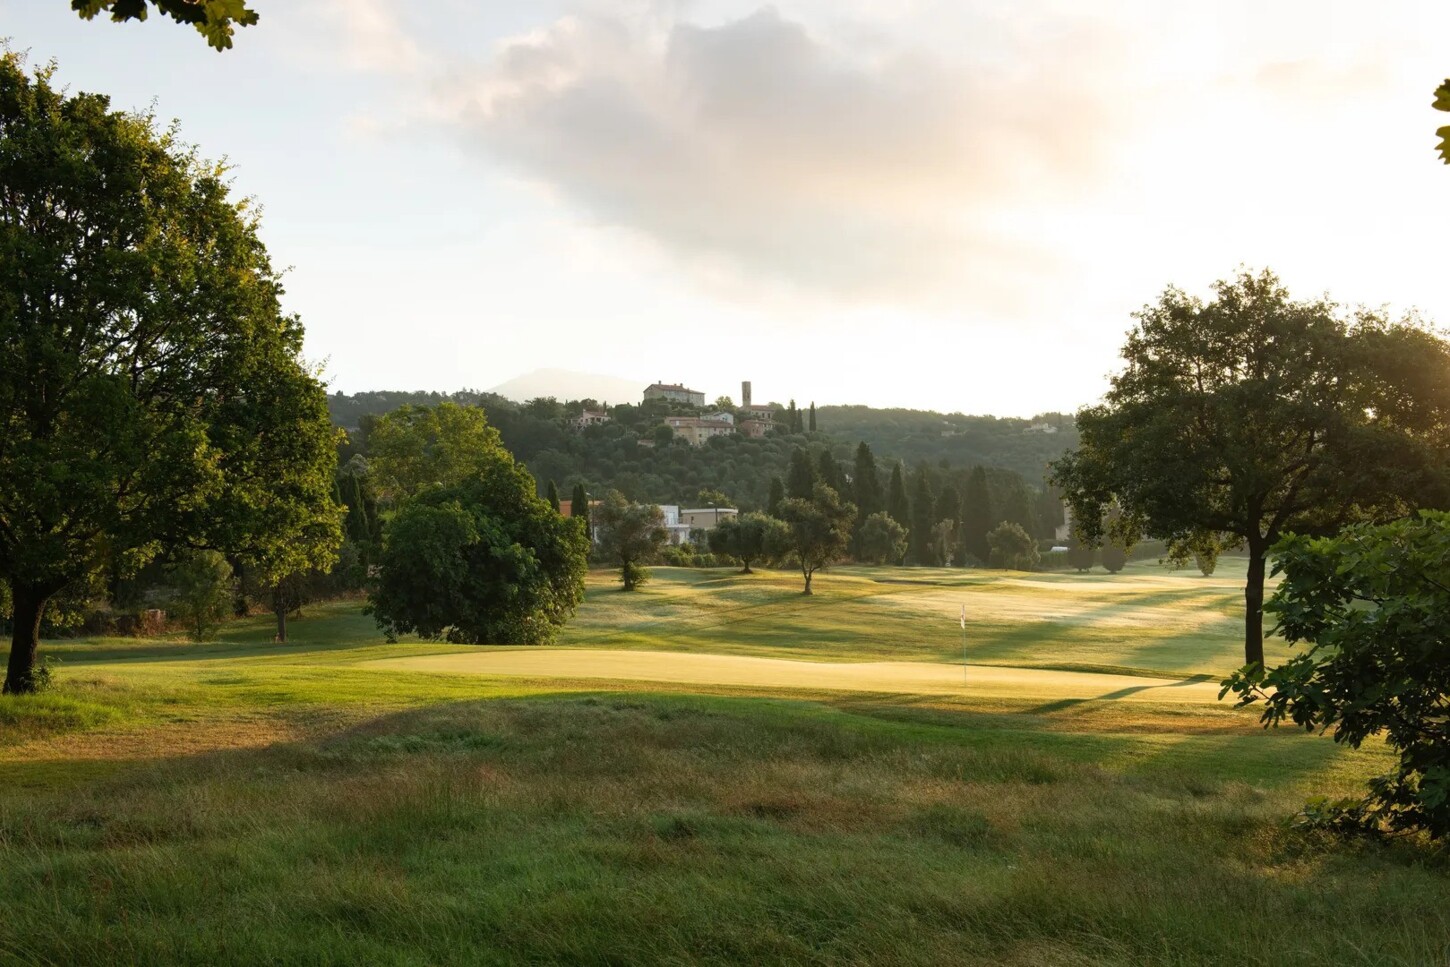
[0,566,1445,965]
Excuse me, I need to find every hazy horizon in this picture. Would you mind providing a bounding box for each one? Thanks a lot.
[5,1,1448,414]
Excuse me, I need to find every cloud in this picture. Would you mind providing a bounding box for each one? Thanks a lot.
[429,6,1132,305]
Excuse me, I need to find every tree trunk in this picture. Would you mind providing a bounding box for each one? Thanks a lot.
[802,567,813,595]
[274,603,288,643]
[740,561,753,575]
[4,584,47,694]
[1244,545,1266,669]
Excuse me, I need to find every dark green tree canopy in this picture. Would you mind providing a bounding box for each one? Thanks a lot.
[369,467,588,646]
[777,484,855,594]
[786,447,816,500]
[857,511,907,566]
[595,491,667,591]
[1224,512,1450,840]
[1053,269,1450,666]
[72,0,259,50]
[0,55,341,691]
[708,511,789,574]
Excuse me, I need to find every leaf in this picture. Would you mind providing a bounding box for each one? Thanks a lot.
[1438,125,1450,165]
[1435,80,1450,113]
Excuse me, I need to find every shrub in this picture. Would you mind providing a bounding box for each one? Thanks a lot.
[987,521,1039,570]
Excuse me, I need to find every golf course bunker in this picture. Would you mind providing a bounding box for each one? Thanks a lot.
[365,649,1226,704]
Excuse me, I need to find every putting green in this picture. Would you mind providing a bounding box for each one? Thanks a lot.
[365,648,1226,704]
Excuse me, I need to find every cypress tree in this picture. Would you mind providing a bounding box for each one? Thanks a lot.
[887,462,910,530]
[816,449,843,494]
[1001,479,1035,535]
[960,466,992,565]
[933,484,960,567]
[808,401,816,432]
[851,442,884,550]
[909,470,935,565]
[787,400,798,433]
[570,483,589,520]
[767,476,786,516]
[546,480,561,513]
[786,447,816,500]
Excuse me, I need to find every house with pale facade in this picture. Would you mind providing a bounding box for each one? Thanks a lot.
[680,506,739,531]
[644,383,706,407]
[664,416,733,446]
[573,409,611,430]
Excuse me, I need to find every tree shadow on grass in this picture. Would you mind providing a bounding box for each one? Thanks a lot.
[1020,674,1219,716]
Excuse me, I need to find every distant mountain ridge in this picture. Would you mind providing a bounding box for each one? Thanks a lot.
[488,369,647,407]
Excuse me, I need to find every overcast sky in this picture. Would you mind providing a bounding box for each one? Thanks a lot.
[4,1,1448,415]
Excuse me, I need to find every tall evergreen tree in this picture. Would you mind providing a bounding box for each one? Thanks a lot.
[1000,479,1035,535]
[1034,480,1065,540]
[767,476,786,516]
[851,442,884,549]
[960,466,993,565]
[570,483,589,523]
[787,447,816,500]
[816,449,843,493]
[546,480,561,513]
[933,483,960,565]
[887,462,910,531]
[909,470,936,565]
[808,401,817,432]
[787,399,799,433]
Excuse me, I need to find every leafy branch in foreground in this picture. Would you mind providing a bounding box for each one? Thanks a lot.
[71,1,259,50]
[1222,512,1450,840]
[1435,79,1450,164]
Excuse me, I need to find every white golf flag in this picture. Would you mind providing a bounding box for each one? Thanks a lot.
[959,604,966,630]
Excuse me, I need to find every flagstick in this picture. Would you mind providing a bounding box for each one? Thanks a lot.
[960,603,967,685]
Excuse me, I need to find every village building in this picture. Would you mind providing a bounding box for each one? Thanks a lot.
[680,507,739,531]
[644,382,706,407]
[573,409,610,430]
[664,415,733,446]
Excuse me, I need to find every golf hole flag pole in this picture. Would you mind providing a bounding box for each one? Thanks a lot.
[960,604,967,683]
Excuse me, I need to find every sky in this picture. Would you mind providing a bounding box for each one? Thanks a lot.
[4,1,1449,415]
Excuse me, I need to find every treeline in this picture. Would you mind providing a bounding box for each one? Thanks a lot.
[328,391,1070,521]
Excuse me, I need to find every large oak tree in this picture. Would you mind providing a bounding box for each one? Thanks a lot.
[0,56,342,691]
[1053,270,1450,669]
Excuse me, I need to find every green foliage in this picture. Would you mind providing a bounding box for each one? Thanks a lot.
[368,403,506,502]
[908,468,935,565]
[163,551,236,642]
[1100,543,1128,574]
[0,54,341,691]
[786,448,816,500]
[1435,79,1450,164]
[1066,536,1095,572]
[767,477,785,517]
[71,0,259,50]
[886,462,910,531]
[776,484,856,593]
[570,483,589,521]
[1223,512,1450,840]
[987,522,1039,571]
[369,468,588,645]
[856,512,908,565]
[707,512,789,574]
[546,480,561,513]
[595,492,667,591]
[1053,268,1450,666]
[959,467,992,566]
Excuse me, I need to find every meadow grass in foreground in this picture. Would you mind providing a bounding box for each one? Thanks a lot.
[0,566,1444,965]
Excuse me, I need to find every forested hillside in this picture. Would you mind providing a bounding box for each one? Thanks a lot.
[328,390,1071,520]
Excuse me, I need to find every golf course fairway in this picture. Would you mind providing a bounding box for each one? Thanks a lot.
[365,648,1224,703]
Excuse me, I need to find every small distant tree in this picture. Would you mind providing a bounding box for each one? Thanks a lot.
[1100,542,1128,574]
[1223,512,1450,840]
[857,512,908,565]
[808,401,817,432]
[988,522,1040,571]
[652,424,676,447]
[777,484,856,594]
[713,395,734,411]
[595,491,667,591]
[164,551,236,642]
[851,442,884,551]
[708,512,789,574]
[546,480,561,513]
[1066,535,1096,572]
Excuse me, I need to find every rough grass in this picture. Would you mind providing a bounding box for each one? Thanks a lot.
[0,566,1446,964]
